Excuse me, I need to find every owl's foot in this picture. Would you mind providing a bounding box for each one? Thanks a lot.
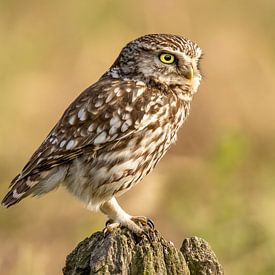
[103,218,142,234]
[131,216,154,229]
[103,219,121,234]
[104,216,153,235]
[100,198,153,235]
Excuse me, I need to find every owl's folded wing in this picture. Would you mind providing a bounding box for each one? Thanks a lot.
[11,78,165,186]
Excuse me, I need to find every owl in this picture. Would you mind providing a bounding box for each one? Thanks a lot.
[2,34,202,233]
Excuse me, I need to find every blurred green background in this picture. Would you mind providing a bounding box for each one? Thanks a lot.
[1,0,275,274]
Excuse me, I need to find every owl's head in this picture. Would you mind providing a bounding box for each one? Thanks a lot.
[108,34,202,94]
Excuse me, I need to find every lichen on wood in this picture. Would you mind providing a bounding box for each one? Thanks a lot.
[63,226,223,275]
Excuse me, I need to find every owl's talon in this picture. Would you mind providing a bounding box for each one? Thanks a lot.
[105,219,114,227]
[131,216,154,229]
[103,221,121,235]
[147,218,155,229]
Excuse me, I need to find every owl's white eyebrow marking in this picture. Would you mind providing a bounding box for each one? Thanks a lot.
[94,131,107,144]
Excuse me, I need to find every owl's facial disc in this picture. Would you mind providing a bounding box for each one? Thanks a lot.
[108,34,202,93]
[135,48,200,90]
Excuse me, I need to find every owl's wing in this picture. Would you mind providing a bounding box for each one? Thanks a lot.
[11,78,163,185]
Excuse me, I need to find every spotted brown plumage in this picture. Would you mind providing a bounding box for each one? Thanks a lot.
[2,34,202,233]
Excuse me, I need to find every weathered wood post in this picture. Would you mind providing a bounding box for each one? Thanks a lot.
[63,225,223,275]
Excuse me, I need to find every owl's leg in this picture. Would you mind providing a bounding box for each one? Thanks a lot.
[100,197,151,234]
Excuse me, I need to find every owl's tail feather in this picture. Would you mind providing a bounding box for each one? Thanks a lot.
[1,178,31,208]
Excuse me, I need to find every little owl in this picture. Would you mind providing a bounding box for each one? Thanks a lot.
[2,34,202,233]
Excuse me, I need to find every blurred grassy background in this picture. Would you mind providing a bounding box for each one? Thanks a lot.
[0,0,275,274]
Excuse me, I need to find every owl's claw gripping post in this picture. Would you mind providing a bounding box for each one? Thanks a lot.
[100,197,151,235]
[131,216,155,229]
[105,219,114,227]
[103,221,121,236]
[147,218,155,229]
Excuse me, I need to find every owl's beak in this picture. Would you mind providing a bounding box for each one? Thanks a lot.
[182,66,193,80]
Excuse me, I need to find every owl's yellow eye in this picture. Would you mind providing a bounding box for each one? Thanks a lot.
[159,53,175,64]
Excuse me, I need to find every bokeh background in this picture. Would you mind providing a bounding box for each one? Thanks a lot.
[1,0,275,274]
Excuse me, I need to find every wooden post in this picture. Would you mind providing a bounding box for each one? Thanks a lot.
[63,226,223,275]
